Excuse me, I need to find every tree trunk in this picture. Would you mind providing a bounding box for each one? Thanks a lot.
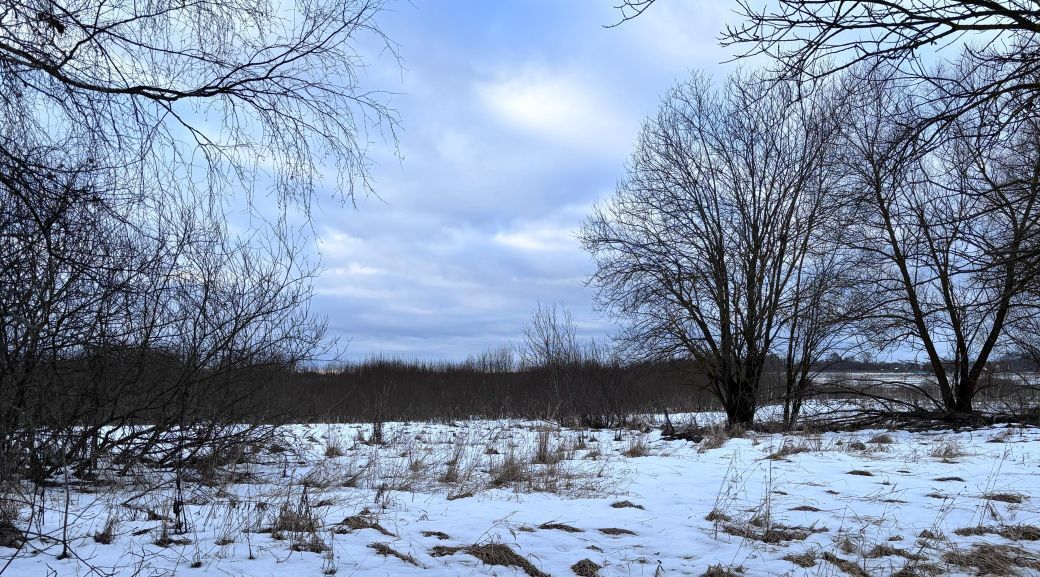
[953,378,975,413]
[725,378,757,428]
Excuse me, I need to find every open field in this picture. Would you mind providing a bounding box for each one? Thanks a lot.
[3,413,1040,577]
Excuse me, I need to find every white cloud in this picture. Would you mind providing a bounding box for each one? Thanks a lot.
[476,68,632,155]
[493,228,572,252]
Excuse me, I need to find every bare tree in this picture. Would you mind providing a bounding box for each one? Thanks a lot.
[840,68,1040,414]
[520,303,583,370]
[776,233,873,427]
[581,71,848,427]
[0,0,395,557]
[616,1,1040,130]
[520,303,583,417]
[1,0,396,212]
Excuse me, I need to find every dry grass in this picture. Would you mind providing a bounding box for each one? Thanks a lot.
[701,564,743,577]
[598,527,636,535]
[440,434,470,483]
[289,532,328,553]
[272,502,319,534]
[782,550,817,568]
[431,543,549,577]
[93,516,118,544]
[324,436,345,458]
[821,552,869,577]
[982,492,1027,504]
[571,558,601,577]
[918,529,944,540]
[866,544,925,561]
[790,505,822,512]
[698,425,742,452]
[538,522,582,533]
[723,521,825,544]
[336,513,395,537]
[929,438,967,459]
[491,449,530,487]
[533,430,562,465]
[846,440,868,451]
[943,543,1040,576]
[705,508,731,522]
[621,435,650,457]
[368,542,420,566]
[868,433,895,444]
[954,524,1040,541]
[892,563,943,577]
[767,438,813,460]
[153,524,192,548]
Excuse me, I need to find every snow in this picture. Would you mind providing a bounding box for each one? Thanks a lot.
[5,418,1040,577]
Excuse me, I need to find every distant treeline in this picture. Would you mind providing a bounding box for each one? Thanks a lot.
[269,354,1040,426]
[271,356,715,426]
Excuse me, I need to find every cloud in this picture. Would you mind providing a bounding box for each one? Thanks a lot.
[303,1,748,360]
[477,68,631,155]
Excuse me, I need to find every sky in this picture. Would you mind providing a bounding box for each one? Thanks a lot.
[309,1,742,361]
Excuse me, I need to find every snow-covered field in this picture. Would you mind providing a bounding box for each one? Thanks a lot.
[5,418,1040,577]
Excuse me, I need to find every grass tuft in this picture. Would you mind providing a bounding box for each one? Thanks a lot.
[782,551,817,568]
[571,558,601,577]
[944,543,1040,576]
[539,522,583,533]
[431,543,549,577]
[821,552,869,577]
[368,542,420,566]
[598,527,636,535]
[982,492,1026,504]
